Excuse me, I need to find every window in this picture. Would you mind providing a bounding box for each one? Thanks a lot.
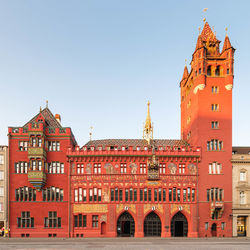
[98,189,102,201]
[77,164,84,174]
[207,140,223,151]
[212,86,218,93]
[211,121,219,129]
[94,164,101,174]
[15,162,28,174]
[0,171,3,180]
[177,189,180,202]
[0,187,4,196]
[169,189,172,202]
[240,191,246,205]
[140,189,143,201]
[119,189,123,202]
[130,188,133,201]
[148,189,151,202]
[154,189,158,202]
[19,141,28,151]
[207,66,211,76]
[173,188,176,202]
[192,189,195,202]
[187,188,191,202]
[163,189,166,202]
[38,138,42,147]
[215,66,220,76]
[120,163,127,174]
[205,222,209,230]
[48,141,60,151]
[227,68,229,74]
[179,164,185,174]
[240,171,246,181]
[0,202,3,212]
[74,214,87,227]
[221,222,225,230]
[209,162,221,174]
[159,164,166,174]
[211,104,219,111]
[144,188,147,201]
[15,187,36,201]
[110,189,114,201]
[140,163,147,174]
[17,211,34,228]
[48,162,64,174]
[44,211,61,228]
[115,188,118,201]
[43,187,63,202]
[125,189,128,201]
[183,189,187,202]
[31,137,36,147]
[0,155,4,164]
[92,215,98,228]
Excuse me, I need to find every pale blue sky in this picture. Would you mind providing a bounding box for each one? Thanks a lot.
[0,0,250,146]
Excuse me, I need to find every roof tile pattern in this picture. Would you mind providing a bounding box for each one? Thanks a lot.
[23,108,62,129]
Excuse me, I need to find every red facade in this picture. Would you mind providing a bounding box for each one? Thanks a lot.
[8,21,234,238]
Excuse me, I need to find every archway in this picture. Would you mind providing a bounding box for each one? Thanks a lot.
[144,212,162,237]
[171,212,188,237]
[211,223,217,237]
[117,212,135,237]
[101,222,106,235]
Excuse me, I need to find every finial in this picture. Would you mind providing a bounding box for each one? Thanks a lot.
[198,26,201,35]
[40,106,42,113]
[202,8,208,25]
[185,59,187,66]
[89,126,93,141]
[143,101,153,145]
[46,100,48,108]
[225,27,228,36]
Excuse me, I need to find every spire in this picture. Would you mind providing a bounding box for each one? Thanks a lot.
[143,101,153,144]
[182,64,189,80]
[200,22,214,41]
[222,32,232,52]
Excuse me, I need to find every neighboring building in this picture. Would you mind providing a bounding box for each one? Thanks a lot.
[8,20,235,238]
[0,145,8,232]
[232,147,250,237]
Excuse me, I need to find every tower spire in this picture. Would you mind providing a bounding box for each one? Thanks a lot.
[143,101,153,144]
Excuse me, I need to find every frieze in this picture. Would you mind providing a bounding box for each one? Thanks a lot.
[144,204,163,214]
[73,204,108,213]
[116,204,136,215]
[171,204,190,215]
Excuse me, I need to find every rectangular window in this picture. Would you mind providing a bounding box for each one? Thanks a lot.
[38,138,42,147]
[211,104,219,111]
[159,188,162,202]
[125,189,129,202]
[219,189,223,201]
[144,188,147,202]
[211,121,219,129]
[115,188,118,201]
[0,171,3,180]
[154,189,158,202]
[0,187,4,196]
[183,189,187,202]
[94,188,97,202]
[211,188,214,201]
[83,215,87,227]
[79,188,82,202]
[83,189,87,202]
[169,189,172,202]
[148,189,152,202]
[133,189,137,201]
[192,189,195,202]
[140,189,143,202]
[163,189,166,202]
[119,189,123,202]
[92,215,98,228]
[130,188,133,202]
[177,189,180,202]
[207,189,210,201]
[74,189,78,202]
[212,86,218,94]
[98,189,101,202]
[205,222,209,230]
[221,222,225,230]
[110,189,115,201]
[187,188,191,202]
[173,188,176,202]
[74,215,78,227]
[120,163,127,174]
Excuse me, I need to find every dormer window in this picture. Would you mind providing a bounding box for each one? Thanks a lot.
[121,146,125,151]
[91,146,95,151]
[98,146,102,151]
[144,146,148,151]
[137,147,140,151]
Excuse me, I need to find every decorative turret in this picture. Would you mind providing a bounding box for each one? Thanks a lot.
[143,101,153,145]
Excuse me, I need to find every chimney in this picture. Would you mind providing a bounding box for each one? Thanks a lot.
[55,114,61,124]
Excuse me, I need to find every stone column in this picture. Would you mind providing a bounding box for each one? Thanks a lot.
[232,215,238,237]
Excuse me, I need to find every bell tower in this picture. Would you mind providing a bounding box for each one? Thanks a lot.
[180,21,235,237]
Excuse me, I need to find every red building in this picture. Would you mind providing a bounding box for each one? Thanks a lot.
[8,21,234,238]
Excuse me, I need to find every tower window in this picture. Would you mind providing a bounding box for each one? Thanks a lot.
[199,68,201,74]
[211,121,219,129]
[212,86,218,93]
[207,140,223,151]
[215,66,220,76]
[211,104,219,111]
[207,66,211,76]
[227,68,229,74]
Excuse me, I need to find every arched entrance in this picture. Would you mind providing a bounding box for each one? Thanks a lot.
[101,222,106,235]
[211,223,217,237]
[144,212,162,237]
[117,212,135,237]
[171,212,188,237]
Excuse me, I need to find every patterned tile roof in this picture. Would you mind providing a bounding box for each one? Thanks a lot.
[84,139,188,149]
[23,108,62,129]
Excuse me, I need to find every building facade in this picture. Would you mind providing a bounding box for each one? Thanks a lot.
[8,20,234,238]
[232,147,250,237]
[0,145,8,232]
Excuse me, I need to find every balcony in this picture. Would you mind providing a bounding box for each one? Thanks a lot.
[28,147,46,159]
[28,171,46,191]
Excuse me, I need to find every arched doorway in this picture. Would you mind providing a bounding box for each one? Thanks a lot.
[144,212,162,237]
[117,212,135,237]
[211,223,217,237]
[171,212,188,237]
[101,222,106,235]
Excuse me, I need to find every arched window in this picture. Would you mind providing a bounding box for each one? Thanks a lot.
[215,66,220,76]
[207,66,211,76]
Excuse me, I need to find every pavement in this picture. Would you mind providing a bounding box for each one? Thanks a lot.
[0,237,250,250]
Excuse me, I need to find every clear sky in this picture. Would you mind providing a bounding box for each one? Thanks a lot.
[0,0,250,146]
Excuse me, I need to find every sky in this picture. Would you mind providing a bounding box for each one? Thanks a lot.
[0,0,250,146]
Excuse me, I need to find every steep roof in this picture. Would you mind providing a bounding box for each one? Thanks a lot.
[200,22,214,41]
[23,107,62,129]
[84,139,189,150]
[222,35,232,52]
